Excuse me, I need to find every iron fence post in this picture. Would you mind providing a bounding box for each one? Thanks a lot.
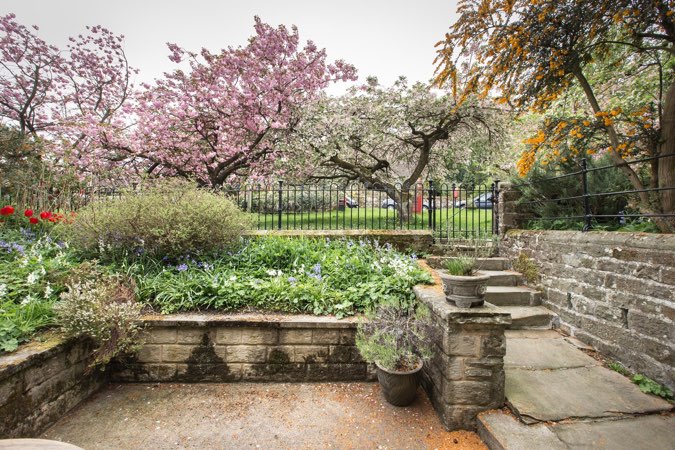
[278,180,283,230]
[428,180,434,230]
[493,180,500,235]
[581,159,592,231]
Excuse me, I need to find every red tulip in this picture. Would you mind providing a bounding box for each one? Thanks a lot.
[0,206,15,216]
[24,209,33,217]
[29,217,39,225]
[40,211,52,220]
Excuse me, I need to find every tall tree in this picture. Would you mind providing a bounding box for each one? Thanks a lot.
[283,77,500,218]
[107,17,357,186]
[435,0,675,231]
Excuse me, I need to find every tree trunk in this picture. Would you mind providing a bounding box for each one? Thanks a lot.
[658,80,675,232]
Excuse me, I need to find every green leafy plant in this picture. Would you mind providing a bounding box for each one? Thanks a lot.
[55,270,143,368]
[356,300,435,372]
[125,237,432,318]
[443,256,476,276]
[608,362,630,377]
[632,374,674,400]
[512,253,539,285]
[0,228,78,352]
[64,178,252,261]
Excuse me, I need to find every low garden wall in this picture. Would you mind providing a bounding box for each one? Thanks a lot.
[110,313,374,383]
[246,229,433,253]
[415,263,511,430]
[500,230,675,389]
[0,337,106,438]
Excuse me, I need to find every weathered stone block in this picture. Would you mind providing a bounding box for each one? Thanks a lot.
[481,334,506,357]
[241,328,278,345]
[312,329,340,344]
[446,380,494,406]
[226,345,267,363]
[215,328,242,345]
[162,345,193,363]
[279,329,312,344]
[294,345,329,363]
[145,327,177,344]
[176,328,211,344]
[328,345,362,364]
[448,335,480,357]
[135,344,162,363]
[339,329,357,345]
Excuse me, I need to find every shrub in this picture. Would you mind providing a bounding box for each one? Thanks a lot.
[356,300,435,372]
[511,253,539,285]
[55,270,143,367]
[443,256,476,276]
[66,179,251,261]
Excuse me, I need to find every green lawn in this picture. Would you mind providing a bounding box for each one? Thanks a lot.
[249,207,494,239]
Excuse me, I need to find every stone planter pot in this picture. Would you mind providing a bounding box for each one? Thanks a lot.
[375,360,423,407]
[437,270,490,308]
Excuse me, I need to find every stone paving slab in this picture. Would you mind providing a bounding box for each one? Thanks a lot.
[504,329,562,339]
[41,383,483,450]
[505,338,599,369]
[477,411,567,450]
[506,365,672,424]
[551,414,675,449]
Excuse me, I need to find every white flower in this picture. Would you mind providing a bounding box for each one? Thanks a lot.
[0,284,6,299]
[266,269,283,277]
[26,271,40,285]
[44,283,53,299]
[21,294,36,305]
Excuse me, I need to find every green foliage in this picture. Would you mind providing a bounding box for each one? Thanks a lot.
[608,361,630,376]
[518,154,638,231]
[55,268,143,367]
[443,257,476,276]
[66,179,252,261]
[123,237,433,318]
[356,300,435,372]
[0,228,78,352]
[512,253,539,285]
[632,374,674,400]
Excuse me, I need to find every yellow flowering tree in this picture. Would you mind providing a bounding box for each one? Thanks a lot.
[435,0,675,231]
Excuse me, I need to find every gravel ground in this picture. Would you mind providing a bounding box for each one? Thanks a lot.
[42,382,486,450]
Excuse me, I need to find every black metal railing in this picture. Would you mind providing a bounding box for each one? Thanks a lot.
[219,181,498,241]
[511,153,675,231]
[1,180,499,241]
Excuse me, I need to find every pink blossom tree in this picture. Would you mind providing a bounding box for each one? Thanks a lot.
[0,13,62,136]
[110,17,357,186]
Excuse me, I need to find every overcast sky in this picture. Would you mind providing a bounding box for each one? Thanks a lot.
[3,0,459,93]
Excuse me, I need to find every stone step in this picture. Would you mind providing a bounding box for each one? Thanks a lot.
[485,286,541,306]
[492,306,557,329]
[475,258,510,271]
[477,411,568,450]
[477,270,522,287]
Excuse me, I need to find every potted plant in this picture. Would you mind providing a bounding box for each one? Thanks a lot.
[356,301,434,406]
[437,257,489,308]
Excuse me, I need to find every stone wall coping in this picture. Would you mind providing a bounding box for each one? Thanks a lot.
[504,229,675,251]
[140,312,360,329]
[0,336,75,383]
[246,229,433,238]
[414,284,512,325]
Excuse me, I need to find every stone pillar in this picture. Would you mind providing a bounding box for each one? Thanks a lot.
[498,181,530,236]
[414,283,511,430]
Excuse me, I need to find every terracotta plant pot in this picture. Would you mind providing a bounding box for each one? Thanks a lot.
[437,270,490,308]
[375,360,423,407]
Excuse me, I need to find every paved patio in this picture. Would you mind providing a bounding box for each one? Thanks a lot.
[41,382,486,449]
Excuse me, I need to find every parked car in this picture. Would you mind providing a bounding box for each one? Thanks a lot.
[381,198,432,210]
[454,193,494,209]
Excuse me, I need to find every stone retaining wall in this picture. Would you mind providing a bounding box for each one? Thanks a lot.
[415,263,511,430]
[110,314,374,383]
[500,230,675,389]
[246,229,433,253]
[0,337,106,438]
